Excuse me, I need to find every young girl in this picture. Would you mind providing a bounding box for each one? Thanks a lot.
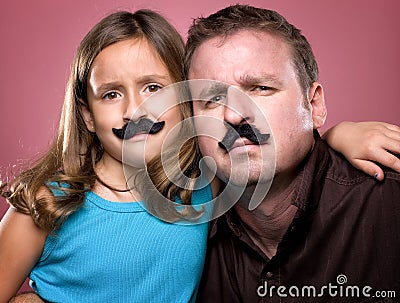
[0,10,211,303]
[0,9,399,303]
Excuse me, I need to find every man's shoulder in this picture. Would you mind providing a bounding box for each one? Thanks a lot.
[325,142,400,186]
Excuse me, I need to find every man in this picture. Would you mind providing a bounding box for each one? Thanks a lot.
[185,5,400,303]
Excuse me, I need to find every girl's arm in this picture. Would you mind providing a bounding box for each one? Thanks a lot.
[323,121,400,180]
[0,198,48,302]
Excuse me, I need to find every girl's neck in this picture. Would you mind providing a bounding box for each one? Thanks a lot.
[93,156,141,202]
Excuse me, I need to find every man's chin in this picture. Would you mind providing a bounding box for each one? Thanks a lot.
[219,168,274,187]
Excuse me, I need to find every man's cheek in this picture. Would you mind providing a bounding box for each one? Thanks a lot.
[198,136,214,156]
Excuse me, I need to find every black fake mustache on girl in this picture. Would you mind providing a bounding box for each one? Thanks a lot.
[218,123,270,151]
[112,118,165,140]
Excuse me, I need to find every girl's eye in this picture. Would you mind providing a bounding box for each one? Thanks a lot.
[145,84,163,93]
[103,91,121,100]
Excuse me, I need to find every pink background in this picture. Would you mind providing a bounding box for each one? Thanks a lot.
[1,0,399,293]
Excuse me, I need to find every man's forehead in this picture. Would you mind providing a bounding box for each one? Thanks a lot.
[188,30,291,73]
[191,29,288,54]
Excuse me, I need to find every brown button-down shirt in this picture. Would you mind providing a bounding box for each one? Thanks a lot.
[197,133,400,303]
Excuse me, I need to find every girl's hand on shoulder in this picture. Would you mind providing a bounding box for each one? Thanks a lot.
[323,121,400,180]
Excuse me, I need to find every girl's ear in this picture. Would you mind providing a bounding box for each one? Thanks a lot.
[80,102,95,132]
[308,82,327,129]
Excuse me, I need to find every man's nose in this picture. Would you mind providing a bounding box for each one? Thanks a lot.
[223,86,253,125]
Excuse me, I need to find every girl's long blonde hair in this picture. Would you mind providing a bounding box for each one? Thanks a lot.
[1,10,200,232]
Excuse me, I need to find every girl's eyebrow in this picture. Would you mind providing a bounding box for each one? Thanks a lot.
[135,74,171,83]
[96,82,120,90]
[91,74,172,94]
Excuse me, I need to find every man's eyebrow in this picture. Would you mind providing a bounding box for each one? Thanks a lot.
[239,74,282,86]
[197,82,229,100]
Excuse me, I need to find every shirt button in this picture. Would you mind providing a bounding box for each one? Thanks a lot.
[266,271,273,279]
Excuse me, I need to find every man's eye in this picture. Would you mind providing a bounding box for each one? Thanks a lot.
[103,91,120,100]
[209,95,226,103]
[204,95,226,109]
[145,84,163,93]
[253,86,271,91]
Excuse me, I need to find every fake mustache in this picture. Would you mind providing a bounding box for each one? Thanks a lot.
[218,123,270,151]
[112,118,165,140]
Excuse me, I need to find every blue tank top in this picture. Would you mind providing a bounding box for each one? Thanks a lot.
[30,185,212,302]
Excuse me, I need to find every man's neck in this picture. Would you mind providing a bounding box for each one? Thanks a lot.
[234,173,299,259]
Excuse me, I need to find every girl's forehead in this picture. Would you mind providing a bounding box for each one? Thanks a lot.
[89,37,170,81]
[94,37,155,64]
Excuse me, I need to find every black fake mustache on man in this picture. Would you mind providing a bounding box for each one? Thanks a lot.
[218,123,270,151]
[112,118,165,140]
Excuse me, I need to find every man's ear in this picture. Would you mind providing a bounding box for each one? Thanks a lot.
[80,103,95,132]
[308,82,327,129]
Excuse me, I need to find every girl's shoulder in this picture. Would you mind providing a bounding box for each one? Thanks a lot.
[45,182,69,197]
[191,182,213,205]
